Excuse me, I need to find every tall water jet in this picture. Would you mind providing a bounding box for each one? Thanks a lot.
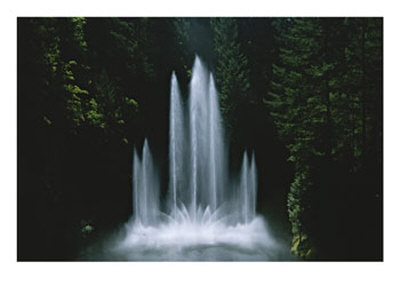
[249,152,257,221]
[133,57,258,226]
[116,55,282,261]
[240,151,250,223]
[238,150,258,223]
[132,149,140,222]
[208,75,217,214]
[188,57,209,218]
[132,139,160,226]
[208,73,225,214]
[169,72,184,218]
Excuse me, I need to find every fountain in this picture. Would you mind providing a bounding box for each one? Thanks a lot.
[113,56,281,261]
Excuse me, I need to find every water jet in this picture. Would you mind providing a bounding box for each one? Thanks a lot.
[114,56,281,260]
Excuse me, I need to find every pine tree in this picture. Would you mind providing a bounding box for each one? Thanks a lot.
[267,18,382,259]
[211,18,250,116]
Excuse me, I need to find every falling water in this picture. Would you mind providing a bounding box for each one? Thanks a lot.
[132,139,160,226]
[132,149,139,222]
[132,56,258,226]
[169,72,184,218]
[249,152,257,222]
[188,57,210,218]
[116,56,281,260]
[241,151,250,223]
[208,73,225,214]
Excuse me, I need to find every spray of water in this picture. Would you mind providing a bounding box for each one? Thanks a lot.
[112,56,282,260]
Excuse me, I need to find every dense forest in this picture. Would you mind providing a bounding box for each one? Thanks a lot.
[18,17,382,261]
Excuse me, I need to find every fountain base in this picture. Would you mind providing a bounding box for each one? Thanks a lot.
[108,214,284,261]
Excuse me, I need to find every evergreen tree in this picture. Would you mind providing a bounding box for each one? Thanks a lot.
[267,18,382,259]
[211,18,250,117]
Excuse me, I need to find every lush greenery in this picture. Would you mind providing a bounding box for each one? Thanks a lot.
[18,17,382,260]
[267,18,382,259]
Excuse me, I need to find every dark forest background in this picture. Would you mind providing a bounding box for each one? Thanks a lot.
[17,17,382,261]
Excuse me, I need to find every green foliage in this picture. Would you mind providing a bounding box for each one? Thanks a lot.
[287,167,312,258]
[291,234,312,258]
[211,18,250,116]
[267,18,382,258]
[26,18,148,139]
[173,18,193,79]
[86,98,105,128]
[43,116,52,126]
